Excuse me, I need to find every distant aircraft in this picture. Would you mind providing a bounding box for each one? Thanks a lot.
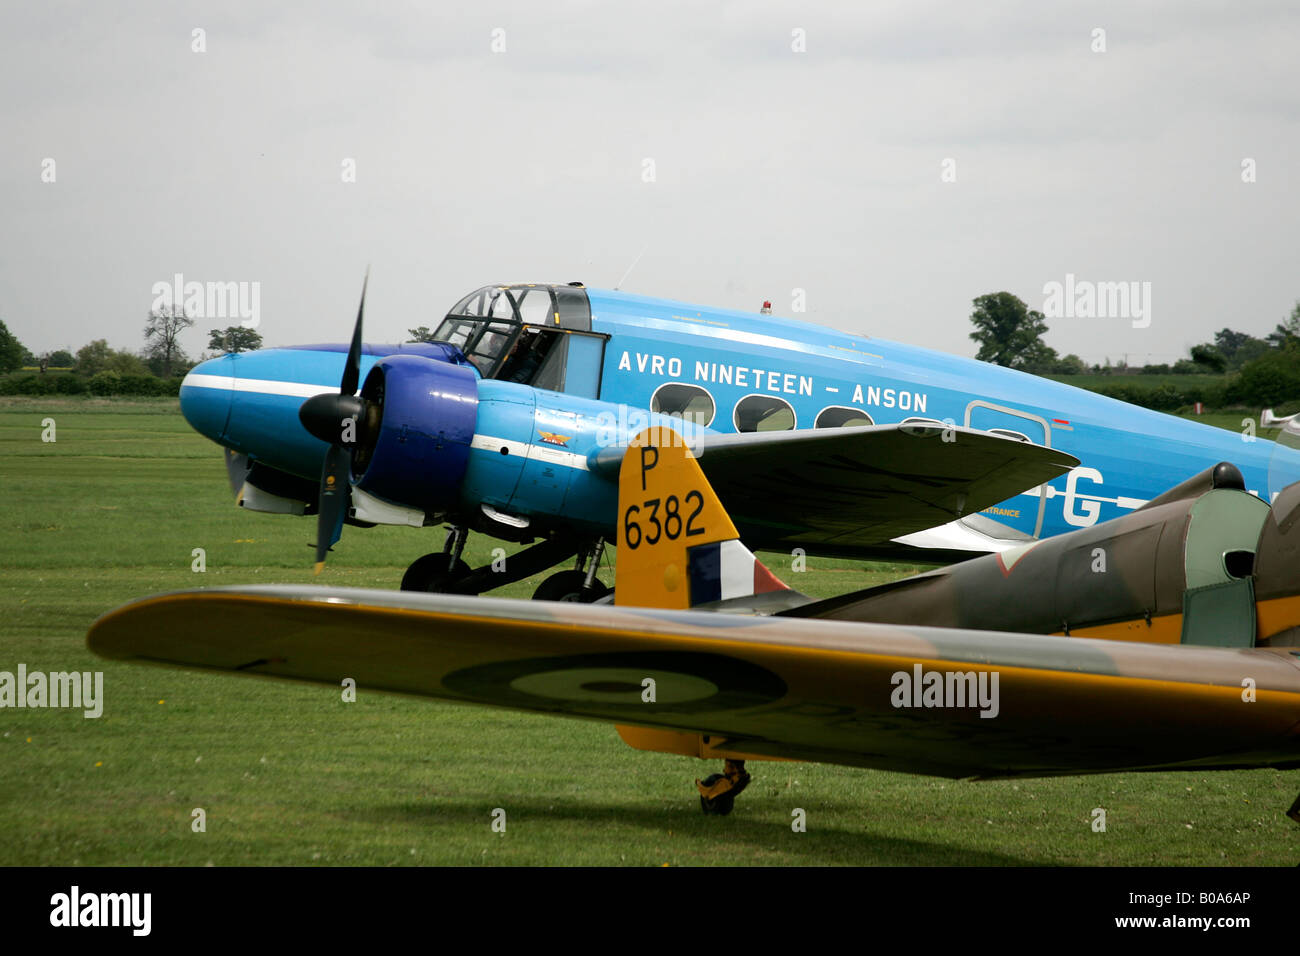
[177,278,1296,600]
[1262,408,1297,429]
[90,427,1300,819]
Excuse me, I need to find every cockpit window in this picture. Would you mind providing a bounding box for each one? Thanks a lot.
[437,318,477,349]
[431,284,597,379]
[464,321,518,376]
[515,288,555,326]
[450,288,489,317]
[488,288,520,321]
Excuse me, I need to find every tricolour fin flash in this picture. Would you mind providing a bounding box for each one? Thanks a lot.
[615,426,790,609]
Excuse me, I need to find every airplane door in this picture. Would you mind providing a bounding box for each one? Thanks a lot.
[563,333,605,400]
[504,329,606,399]
[963,400,1053,539]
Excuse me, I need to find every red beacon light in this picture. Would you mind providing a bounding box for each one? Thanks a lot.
[760,301,772,314]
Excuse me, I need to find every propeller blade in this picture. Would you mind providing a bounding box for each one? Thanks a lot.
[223,448,251,498]
[313,444,350,573]
[340,269,369,397]
[305,268,370,573]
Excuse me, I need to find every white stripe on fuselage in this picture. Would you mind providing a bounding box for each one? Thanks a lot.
[470,434,589,471]
[184,374,590,470]
[182,373,338,399]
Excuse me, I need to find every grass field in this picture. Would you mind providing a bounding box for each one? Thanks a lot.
[1,397,1296,866]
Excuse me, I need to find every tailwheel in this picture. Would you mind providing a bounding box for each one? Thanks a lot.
[532,569,609,603]
[696,759,751,816]
[400,554,471,593]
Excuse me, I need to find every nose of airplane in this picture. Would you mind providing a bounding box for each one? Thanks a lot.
[179,353,236,444]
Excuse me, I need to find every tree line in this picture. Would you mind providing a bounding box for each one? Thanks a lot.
[5,293,1298,410]
[0,309,263,396]
[969,291,1300,409]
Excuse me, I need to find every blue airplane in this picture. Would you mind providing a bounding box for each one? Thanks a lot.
[179,279,1298,601]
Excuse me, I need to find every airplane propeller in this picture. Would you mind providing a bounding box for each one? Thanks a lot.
[297,270,376,573]
[223,447,251,497]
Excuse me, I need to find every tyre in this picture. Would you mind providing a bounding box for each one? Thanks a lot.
[400,554,471,592]
[532,570,610,603]
[698,774,736,815]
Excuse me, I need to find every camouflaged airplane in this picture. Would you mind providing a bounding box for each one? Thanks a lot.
[89,428,1300,819]
[176,276,1298,602]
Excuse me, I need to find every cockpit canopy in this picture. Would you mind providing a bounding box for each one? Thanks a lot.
[431,283,601,395]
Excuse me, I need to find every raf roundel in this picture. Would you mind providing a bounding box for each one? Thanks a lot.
[441,651,787,716]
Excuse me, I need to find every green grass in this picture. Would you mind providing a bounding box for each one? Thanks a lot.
[1,397,1296,866]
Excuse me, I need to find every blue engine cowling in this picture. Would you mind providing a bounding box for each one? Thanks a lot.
[352,354,479,514]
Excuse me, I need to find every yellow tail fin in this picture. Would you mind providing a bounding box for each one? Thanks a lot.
[614,426,789,609]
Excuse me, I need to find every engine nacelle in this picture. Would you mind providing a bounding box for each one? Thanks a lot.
[352,354,478,515]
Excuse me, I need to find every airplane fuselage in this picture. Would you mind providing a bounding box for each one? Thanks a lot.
[180,284,1289,558]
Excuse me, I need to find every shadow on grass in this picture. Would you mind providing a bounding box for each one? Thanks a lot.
[349,797,1043,866]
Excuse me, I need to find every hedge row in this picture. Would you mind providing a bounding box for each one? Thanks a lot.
[0,372,182,396]
[1087,356,1300,411]
[1088,382,1226,412]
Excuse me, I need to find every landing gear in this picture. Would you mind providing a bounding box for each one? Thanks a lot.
[401,529,595,598]
[696,759,751,816]
[401,554,470,592]
[400,526,471,593]
[399,528,610,601]
[532,570,610,602]
[532,538,609,603]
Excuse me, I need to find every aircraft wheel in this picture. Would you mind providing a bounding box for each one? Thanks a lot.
[532,570,609,603]
[698,774,736,816]
[400,554,471,593]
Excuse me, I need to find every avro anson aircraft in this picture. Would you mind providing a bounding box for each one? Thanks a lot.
[178,278,1297,600]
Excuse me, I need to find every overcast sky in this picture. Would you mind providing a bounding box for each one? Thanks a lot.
[2,1,1297,367]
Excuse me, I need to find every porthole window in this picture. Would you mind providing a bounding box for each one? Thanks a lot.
[733,394,796,432]
[899,416,948,437]
[651,382,716,427]
[815,406,874,428]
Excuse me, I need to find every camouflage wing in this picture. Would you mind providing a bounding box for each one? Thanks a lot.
[87,585,1300,779]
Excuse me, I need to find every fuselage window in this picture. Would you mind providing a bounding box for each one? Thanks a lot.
[815,406,874,428]
[898,416,949,437]
[651,382,716,428]
[734,394,796,432]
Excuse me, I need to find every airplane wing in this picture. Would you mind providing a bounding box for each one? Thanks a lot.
[87,585,1300,779]
[589,424,1078,554]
